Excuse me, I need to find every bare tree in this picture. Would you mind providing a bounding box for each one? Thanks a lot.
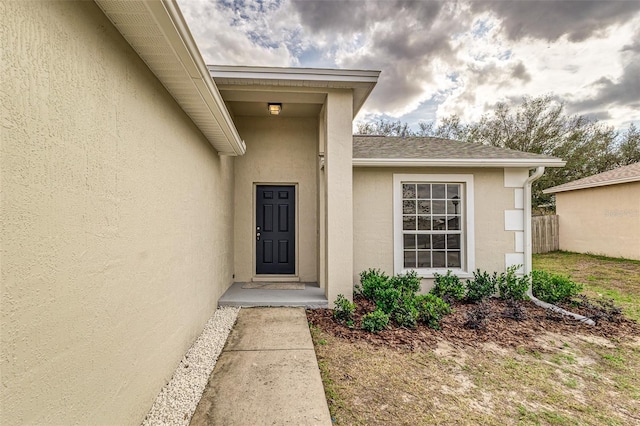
[356,119,414,137]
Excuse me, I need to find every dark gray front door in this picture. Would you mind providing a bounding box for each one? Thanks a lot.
[256,185,295,274]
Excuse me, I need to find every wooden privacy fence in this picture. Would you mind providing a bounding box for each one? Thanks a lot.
[532,215,559,253]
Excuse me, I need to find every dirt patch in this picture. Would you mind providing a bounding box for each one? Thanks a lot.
[307,296,640,352]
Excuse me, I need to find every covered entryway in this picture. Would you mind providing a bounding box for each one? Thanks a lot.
[256,185,295,274]
[209,65,380,307]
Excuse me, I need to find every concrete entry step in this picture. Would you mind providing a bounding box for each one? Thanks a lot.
[218,282,328,309]
[190,307,332,426]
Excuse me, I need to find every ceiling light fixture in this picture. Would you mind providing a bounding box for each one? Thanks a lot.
[268,103,282,115]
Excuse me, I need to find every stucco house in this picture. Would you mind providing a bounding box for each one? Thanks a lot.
[2,0,564,424]
[543,162,640,260]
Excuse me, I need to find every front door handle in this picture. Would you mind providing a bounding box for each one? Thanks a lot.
[256,232,261,241]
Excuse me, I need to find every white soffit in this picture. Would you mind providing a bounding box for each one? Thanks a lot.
[94,0,245,156]
[209,65,381,117]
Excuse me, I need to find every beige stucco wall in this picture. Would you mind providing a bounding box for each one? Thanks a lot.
[232,116,318,282]
[1,2,234,424]
[324,91,354,305]
[353,167,516,291]
[556,182,640,260]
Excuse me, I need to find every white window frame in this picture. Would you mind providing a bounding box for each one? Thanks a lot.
[393,174,475,278]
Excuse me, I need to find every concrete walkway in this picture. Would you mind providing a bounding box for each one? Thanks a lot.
[190,308,332,426]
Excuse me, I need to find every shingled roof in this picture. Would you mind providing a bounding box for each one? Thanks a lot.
[543,162,640,194]
[352,135,564,167]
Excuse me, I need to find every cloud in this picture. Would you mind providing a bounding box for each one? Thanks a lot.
[622,32,640,53]
[584,110,613,121]
[328,2,469,115]
[564,27,640,126]
[511,62,531,82]
[570,51,640,111]
[177,0,640,129]
[434,59,535,122]
[178,0,296,66]
[472,1,640,42]
[435,10,640,128]
[290,0,445,35]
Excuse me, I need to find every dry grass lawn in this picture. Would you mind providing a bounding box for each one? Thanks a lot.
[311,252,640,425]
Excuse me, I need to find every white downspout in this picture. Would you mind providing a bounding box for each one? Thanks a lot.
[524,167,595,325]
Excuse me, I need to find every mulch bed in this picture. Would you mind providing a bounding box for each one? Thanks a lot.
[307,295,640,351]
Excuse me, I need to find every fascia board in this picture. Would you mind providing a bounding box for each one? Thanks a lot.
[191,78,246,154]
[353,158,567,168]
[209,65,381,83]
[145,1,200,78]
[543,176,640,194]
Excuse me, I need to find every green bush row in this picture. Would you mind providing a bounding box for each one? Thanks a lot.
[432,266,581,304]
[431,266,529,302]
[334,266,583,334]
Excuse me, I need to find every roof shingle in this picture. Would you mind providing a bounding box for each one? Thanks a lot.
[543,162,640,193]
[352,135,563,166]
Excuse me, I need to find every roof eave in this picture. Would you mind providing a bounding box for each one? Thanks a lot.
[353,158,567,168]
[209,65,380,118]
[95,0,245,156]
[208,65,380,82]
[543,176,640,194]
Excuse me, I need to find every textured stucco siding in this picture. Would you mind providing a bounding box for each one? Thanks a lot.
[323,91,355,305]
[556,182,640,260]
[232,116,319,282]
[1,2,234,424]
[353,168,515,291]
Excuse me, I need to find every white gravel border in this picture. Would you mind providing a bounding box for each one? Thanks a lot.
[141,306,240,426]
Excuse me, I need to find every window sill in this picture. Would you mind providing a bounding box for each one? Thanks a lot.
[400,268,473,279]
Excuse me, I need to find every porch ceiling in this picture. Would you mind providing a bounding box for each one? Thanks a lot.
[220,90,326,118]
[210,65,380,118]
[226,101,323,118]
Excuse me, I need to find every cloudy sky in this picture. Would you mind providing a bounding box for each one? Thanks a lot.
[177,0,640,131]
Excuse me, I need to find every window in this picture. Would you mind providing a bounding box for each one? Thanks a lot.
[394,174,475,277]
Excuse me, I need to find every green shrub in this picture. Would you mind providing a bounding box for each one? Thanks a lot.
[389,270,421,298]
[357,268,453,330]
[531,270,583,303]
[358,268,389,300]
[333,294,356,327]
[361,309,390,333]
[414,294,451,329]
[465,269,498,303]
[497,265,530,301]
[393,301,419,328]
[359,270,422,317]
[374,287,401,314]
[431,270,466,302]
